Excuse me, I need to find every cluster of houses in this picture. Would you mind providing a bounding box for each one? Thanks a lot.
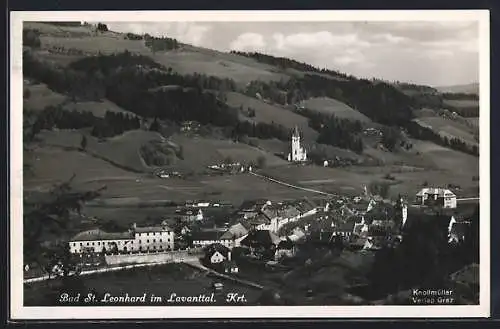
[207,162,253,174]
[67,186,469,274]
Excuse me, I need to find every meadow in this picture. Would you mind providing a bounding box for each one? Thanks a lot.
[302,97,373,123]
[225,92,318,141]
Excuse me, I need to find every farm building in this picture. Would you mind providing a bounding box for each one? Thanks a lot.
[68,222,175,254]
[416,188,457,209]
[176,208,204,222]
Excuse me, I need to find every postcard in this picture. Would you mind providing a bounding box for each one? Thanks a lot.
[10,9,490,319]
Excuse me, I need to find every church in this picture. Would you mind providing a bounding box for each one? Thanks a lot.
[287,126,307,162]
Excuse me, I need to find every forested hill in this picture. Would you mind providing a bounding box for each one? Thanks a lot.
[22,22,478,157]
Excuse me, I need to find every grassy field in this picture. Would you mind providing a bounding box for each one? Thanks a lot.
[24,263,262,306]
[412,117,478,146]
[225,92,318,141]
[443,99,479,109]
[263,148,479,200]
[152,48,287,87]
[61,99,136,118]
[436,83,479,95]
[37,129,165,172]
[23,83,67,111]
[302,97,373,123]
[465,117,479,128]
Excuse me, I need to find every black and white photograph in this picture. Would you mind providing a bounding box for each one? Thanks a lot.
[10,10,490,319]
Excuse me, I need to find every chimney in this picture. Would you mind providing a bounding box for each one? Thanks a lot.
[228,251,232,261]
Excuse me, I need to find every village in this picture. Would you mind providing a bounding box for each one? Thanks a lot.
[56,126,477,288]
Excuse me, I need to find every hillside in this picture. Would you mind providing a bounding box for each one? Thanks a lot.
[436,83,479,95]
[22,21,479,206]
[225,91,317,141]
[301,97,373,123]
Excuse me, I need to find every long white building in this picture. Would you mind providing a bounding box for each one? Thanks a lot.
[69,222,175,254]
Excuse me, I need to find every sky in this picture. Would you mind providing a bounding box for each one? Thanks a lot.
[105,21,479,86]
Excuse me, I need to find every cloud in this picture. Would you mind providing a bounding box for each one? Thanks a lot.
[272,31,370,50]
[229,32,267,51]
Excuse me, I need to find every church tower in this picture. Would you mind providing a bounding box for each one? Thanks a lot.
[288,126,307,162]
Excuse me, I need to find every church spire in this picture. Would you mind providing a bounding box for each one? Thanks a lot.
[293,125,300,138]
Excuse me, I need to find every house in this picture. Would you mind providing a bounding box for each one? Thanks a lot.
[68,222,175,254]
[204,243,232,264]
[240,230,281,250]
[287,228,306,242]
[191,230,233,249]
[219,223,249,248]
[274,239,296,260]
[176,208,204,222]
[331,220,357,239]
[416,188,457,209]
[448,216,470,244]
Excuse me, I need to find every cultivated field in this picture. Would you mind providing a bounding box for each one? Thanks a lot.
[225,92,318,141]
[302,97,373,123]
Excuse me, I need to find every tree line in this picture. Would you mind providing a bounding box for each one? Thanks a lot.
[231,51,352,79]
[298,108,364,153]
[227,120,290,142]
[144,34,180,52]
[29,105,140,140]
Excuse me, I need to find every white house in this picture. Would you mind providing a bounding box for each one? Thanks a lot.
[287,126,307,162]
[416,188,457,209]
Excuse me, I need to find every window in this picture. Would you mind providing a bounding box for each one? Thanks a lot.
[98,242,100,245]
[160,239,162,242]
[153,246,156,250]
[80,243,83,246]
[147,240,149,243]
[153,239,156,243]
[86,242,89,246]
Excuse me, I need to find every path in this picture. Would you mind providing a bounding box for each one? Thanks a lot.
[249,171,336,197]
[24,256,197,284]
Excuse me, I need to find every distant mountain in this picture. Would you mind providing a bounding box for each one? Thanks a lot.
[435,83,479,95]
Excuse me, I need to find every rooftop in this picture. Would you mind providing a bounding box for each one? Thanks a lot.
[70,229,133,242]
[417,187,456,198]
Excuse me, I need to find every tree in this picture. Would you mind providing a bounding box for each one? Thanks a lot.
[257,155,267,168]
[149,118,160,132]
[80,135,87,150]
[96,23,108,32]
[23,174,106,276]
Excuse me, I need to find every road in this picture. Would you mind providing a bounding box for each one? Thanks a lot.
[249,171,336,197]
